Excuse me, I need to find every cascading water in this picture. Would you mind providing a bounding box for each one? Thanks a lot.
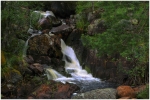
[60,39,99,79]
[45,39,117,92]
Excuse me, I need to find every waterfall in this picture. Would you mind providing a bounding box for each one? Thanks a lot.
[45,39,113,92]
[46,39,100,81]
[60,39,95,78]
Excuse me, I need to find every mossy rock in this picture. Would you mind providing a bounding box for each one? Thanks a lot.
[2,67,22,83]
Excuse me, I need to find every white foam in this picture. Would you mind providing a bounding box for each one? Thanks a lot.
[45,39,101,85]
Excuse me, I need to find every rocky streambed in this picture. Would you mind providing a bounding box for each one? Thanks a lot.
[1,1,148,99]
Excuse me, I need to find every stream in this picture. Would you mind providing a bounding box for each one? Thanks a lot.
[45,39,117,93]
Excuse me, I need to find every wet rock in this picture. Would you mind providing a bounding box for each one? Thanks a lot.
[50,24,73,41]
[72,88,116,99]
[28,63,44,75]
[116,85,136,98]
[27,34,62,59]
[28,80,80,99]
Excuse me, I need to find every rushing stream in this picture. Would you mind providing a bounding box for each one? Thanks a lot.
[46,39,117,92]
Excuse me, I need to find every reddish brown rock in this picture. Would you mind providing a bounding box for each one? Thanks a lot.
[28,80,80,99]
[27,34,62,59]
[116,85,136,98]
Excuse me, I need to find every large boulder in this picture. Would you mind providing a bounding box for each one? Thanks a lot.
[28,80,80,99]
[72,88,116,99]
[27,34,62,57]
[27,34,63,66]
[116,85,136,99]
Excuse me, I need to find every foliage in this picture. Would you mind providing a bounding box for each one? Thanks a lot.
[1,1,44,82]
[75,2,91,31]
[1,1,45,53]
[76,1,92,13]
[137,84,149,99]
[77,1,149,85]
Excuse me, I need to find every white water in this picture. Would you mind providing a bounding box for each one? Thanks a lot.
[46,39,100,85]
[61,39,96,78]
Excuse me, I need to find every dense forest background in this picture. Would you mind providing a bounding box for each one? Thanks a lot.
[1,1,149,99]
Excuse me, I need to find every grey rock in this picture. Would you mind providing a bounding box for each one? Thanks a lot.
[72,88,117,99]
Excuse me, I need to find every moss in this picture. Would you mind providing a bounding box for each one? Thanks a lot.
[2,66,22,82]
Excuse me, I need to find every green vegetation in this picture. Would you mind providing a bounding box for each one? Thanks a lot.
[137,84,149,99]
[1,1,44,82]
[76,1,149,85]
